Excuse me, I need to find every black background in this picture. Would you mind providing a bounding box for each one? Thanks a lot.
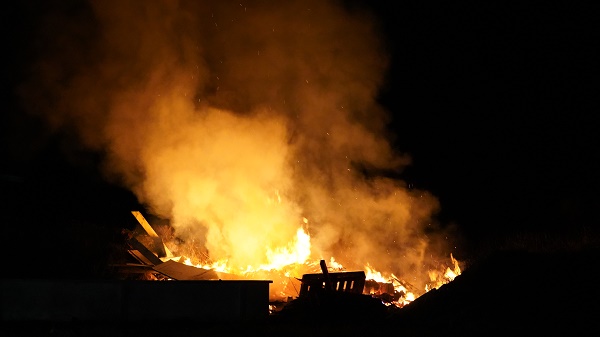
[371,1,598,249]
[1,1,598,277]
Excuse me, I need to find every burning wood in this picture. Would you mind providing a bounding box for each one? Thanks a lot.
[109,210,461,311]
[112,211,248,282]
[295,260,407,309]
[364,280,395,296]
[272,260,391,321]
[124,231,164,266]
[299,260,366,297]
[131,211,173,259]
[112,211,200,280]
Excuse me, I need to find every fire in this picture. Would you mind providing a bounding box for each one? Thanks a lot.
[425,253,462,292]
[179,224,311,273]
[171,222,461,307]
[22,0,464,310]
[261,226,311,271]
[445,253,462,280]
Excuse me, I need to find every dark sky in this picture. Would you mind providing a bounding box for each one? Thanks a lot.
[370,1,598,241]
[1,1,598,274]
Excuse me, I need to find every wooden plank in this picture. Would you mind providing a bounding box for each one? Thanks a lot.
[152,260,219,280]
[126,235,164,265]
[131,211,173,258]
[131,211,159,237]
[152,260,243,281]
[128,249,155,265]
[320,259,334,291]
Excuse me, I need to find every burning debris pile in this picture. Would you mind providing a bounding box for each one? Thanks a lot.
[112,210,461,311]
[113,211,242,281]
[20,0,463,314]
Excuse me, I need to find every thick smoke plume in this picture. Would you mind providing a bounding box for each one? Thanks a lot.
[20,0,451,292]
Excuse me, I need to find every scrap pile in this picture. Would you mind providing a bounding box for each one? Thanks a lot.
[110,210,406,318]
[110,211,238,281]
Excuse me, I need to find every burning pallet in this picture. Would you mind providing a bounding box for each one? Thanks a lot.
[298,260,366,297]
[273,260,389,321]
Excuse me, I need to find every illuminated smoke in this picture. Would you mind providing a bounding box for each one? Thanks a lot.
[19,0,448,290]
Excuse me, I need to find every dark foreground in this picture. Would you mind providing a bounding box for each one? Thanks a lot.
[3,248,599,337]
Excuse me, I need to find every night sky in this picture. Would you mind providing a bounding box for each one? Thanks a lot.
[371,1,599,248]
[1,1,598,278]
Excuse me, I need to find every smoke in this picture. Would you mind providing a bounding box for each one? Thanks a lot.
[19,0,450,290]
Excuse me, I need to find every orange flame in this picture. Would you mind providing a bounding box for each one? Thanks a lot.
[174,228,461,307]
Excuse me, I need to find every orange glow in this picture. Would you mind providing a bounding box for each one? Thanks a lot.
[173,227,461,306]
[22,0,464,308]
[261,226,311,271]
[425,254,462,292]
